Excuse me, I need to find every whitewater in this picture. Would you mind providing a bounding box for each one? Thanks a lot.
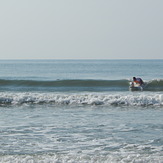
[0,92,163,107]
[0,60,163,163]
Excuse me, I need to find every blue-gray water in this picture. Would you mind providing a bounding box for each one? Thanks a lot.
[0,60,163,162]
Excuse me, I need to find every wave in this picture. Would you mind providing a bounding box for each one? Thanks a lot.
[0,92,163,107]
[0,79,129,87]
[0,79,163,92]
[146,79,163,91]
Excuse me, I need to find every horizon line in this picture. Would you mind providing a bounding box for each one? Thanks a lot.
[0,58,163,60]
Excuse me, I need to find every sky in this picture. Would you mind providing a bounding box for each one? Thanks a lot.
[0,0,163,60]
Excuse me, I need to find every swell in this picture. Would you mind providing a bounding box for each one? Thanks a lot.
[0,92,162,107]
[0,79,129,91]
[0,79,163,91]
[146,79,163,91]
[0,79,129,87]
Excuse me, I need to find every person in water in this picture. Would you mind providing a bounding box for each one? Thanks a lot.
[132,77,144,86]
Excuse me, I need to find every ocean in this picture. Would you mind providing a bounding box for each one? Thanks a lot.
[0,60,163,163]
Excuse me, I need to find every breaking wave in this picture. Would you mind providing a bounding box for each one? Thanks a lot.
[0,92,163,107]
[0,79,163,91]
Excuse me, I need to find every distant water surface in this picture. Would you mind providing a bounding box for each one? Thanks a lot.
[0,59,162,80]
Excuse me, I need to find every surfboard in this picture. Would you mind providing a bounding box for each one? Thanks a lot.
[129,82,145,91]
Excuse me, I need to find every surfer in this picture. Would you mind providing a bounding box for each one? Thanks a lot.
[132,77,144,86]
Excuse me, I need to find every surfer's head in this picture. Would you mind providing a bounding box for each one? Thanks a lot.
[133,77,136,81]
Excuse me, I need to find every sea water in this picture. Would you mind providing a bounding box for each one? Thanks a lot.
[0,60,163,163]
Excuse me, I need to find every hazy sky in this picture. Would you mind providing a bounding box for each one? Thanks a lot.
[0,0,163,59]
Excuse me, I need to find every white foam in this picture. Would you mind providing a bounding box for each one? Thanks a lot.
[0,153,163,163]
[0,92,163,107]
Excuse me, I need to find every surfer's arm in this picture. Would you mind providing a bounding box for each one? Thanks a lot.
[131,81,134,86]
